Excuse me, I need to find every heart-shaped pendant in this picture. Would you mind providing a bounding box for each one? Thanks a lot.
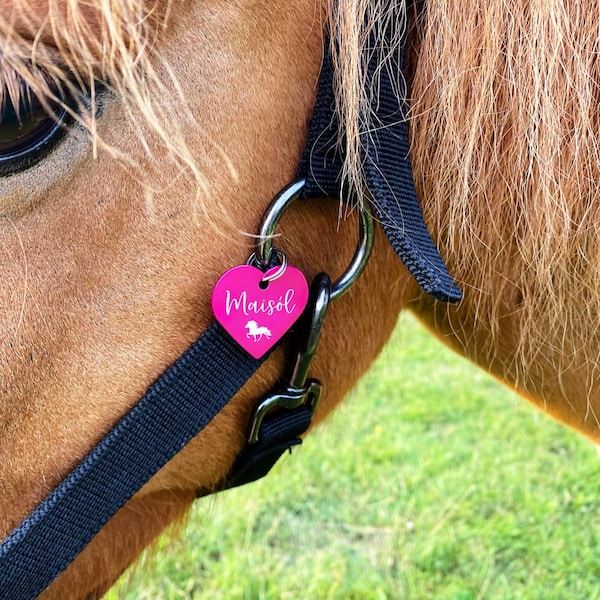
[212,264,309,358]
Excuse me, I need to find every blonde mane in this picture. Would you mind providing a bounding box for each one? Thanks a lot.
[410,0,600,402]
[328,0,409,199]
[331,0,600,425]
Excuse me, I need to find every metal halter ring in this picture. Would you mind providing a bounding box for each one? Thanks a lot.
[255,179,374,302]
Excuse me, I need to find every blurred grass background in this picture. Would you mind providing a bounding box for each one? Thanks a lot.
[108,313,600,599]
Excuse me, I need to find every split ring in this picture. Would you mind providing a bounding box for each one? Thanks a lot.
[247,247,288,284]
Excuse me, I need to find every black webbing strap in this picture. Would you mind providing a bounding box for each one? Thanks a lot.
[0,323,266,599]
[218,405,311,490]
[297,19,461,303]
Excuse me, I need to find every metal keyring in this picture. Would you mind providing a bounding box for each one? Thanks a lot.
[247,247,288,284]
[255,179,374,302]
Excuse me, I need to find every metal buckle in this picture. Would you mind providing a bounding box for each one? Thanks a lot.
[246,180,375,444]
[247,274,329,443]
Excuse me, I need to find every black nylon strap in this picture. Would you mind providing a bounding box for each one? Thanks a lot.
[0,322,265,599]
[221,405,311,489]
[297,21,461,303]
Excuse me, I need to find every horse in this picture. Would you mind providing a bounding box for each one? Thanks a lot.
[1,0,600,597]
[245,320,272,342]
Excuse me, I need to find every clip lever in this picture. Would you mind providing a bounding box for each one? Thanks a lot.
[247,274,331,443]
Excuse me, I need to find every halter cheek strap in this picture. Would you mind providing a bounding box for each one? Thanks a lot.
[0,8,460,597]
[297,26,461,303]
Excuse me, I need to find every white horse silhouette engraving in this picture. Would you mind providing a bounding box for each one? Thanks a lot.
[245,320,272,342]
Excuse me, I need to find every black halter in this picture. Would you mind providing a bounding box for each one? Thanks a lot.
[0,11,460,598]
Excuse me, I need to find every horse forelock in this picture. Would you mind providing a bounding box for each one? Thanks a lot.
[0,0,163,98]
[0,0,220,214]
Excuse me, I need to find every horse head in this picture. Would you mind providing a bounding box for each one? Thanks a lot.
[1,0,599,597]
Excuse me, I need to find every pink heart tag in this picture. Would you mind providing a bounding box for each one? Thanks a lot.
[212,264,309,358]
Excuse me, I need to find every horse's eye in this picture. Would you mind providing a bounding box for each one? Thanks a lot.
[0,85,69,175]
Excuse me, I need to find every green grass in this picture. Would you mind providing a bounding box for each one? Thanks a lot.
[108,313,600,599]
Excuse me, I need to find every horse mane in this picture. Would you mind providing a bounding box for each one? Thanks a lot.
[327,0,409,199]
[330,0,600,419]
[410,0,600,416]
